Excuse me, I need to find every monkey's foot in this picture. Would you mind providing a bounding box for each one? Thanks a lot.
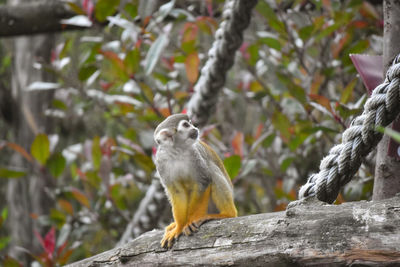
[182,221,200,236]
[165,222,176,232]
[161,226,182,248]
[182,218,211,236]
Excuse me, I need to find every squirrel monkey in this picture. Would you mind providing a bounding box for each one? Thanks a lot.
[154,114,237,248]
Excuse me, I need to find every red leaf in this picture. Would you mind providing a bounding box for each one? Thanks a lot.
[239,42,250,60]
[182,23,198,43]
[206,0,213,16]
[34,228,55,261]
[56,240,68,258]
[44,228,56,258]
[349,54,383,95]
[254,123,264,139]
[231,132,244,158]
[58,199,74,215]
[71,188,90,208]
[82,0,94,19]
[6,142,33,162]
[99,80,113,91]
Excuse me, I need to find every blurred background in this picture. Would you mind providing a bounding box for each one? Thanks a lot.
[0,0,383,265]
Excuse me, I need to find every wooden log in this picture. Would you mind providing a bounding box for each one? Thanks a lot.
[68,195,400,266]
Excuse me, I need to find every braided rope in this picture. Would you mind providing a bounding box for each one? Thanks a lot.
[118,178,167,245]
[187,0,258,127]
[298,54,400,203]
[120,0,258,242]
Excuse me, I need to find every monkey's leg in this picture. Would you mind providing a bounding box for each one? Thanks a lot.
[183,186,211,235]
[161,185,188,248]
[189,182,237,227]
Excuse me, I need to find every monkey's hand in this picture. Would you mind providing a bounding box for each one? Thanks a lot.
[161,223,182,248]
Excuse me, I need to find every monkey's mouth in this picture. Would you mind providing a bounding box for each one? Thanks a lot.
[189,129,198,139]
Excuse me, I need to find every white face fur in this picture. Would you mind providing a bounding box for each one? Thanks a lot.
[155,119,199,148]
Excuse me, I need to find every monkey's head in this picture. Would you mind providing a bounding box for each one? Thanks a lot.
[154,114,199,148]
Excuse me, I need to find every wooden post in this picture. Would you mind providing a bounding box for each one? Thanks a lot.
[373,0,400,200]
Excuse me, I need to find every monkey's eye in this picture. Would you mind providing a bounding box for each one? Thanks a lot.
[182,121,190,128]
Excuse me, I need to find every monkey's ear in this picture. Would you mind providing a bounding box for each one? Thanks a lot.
[155,129,173,144]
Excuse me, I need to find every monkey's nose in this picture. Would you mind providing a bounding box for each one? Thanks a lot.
[189,129,198,139]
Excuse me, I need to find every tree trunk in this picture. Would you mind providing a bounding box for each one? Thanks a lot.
[67,195,400,266]
[6,1,56,264]
[373,0,400,200]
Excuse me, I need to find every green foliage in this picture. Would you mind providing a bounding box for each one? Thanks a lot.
[46,153,66,178]
[0,168,25,178]
[0,0,383,264]
[95,0,120,22]
[224,155,242,179]
[31,134,50,165]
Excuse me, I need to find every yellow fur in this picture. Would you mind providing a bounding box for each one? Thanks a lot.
[161,178,237,248]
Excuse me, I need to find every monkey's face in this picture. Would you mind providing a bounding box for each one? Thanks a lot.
[175,119,199,146]
[154,119,199,148]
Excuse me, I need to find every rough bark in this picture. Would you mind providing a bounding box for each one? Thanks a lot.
[5,0,56,264]
[373,0,400,200]
[68,195,400,267]
[0,1,86,37]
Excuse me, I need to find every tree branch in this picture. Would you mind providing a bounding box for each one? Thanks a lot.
[0,2,86,37]
[68,195,400,266]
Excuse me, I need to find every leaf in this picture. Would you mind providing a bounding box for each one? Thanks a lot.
[110,184,127,210]
[124,48,140,76]
[95,0,120,22]
[157,0,176,21]
[34,227,55,260]
[71,188,90,208]
[124,3,138,19]
[271,111,291,141]
[31,134,50,165]
[259,37,281,50]
[27,82,60,91]
[231,132,244,157]
[2,255,20,267]
[58,199,74,216]
[44,227,56,257]
[377,126,400,144]
[287,83,307,104]
[6,142,33,162]
[0,168,26,179]
[280,157,294,172]
[0,207,7,228]
[309,94,333,114]
[185,52,199,84]
[52,99,67,110]
[100,50,129,81]
[223,155,242,179]
[0,236,10,251]
[1,207,8,220]
[144,34,169,75]
[46,153,66,178]
[92,136,101,170]
[255,1,285,36]
[50,209,66,228]
[247,44,259,66]
[299,25,314,40]
[139,82,154,102]
[60,15,92,27]
[78,65,98,81]
[66,2,86,15]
